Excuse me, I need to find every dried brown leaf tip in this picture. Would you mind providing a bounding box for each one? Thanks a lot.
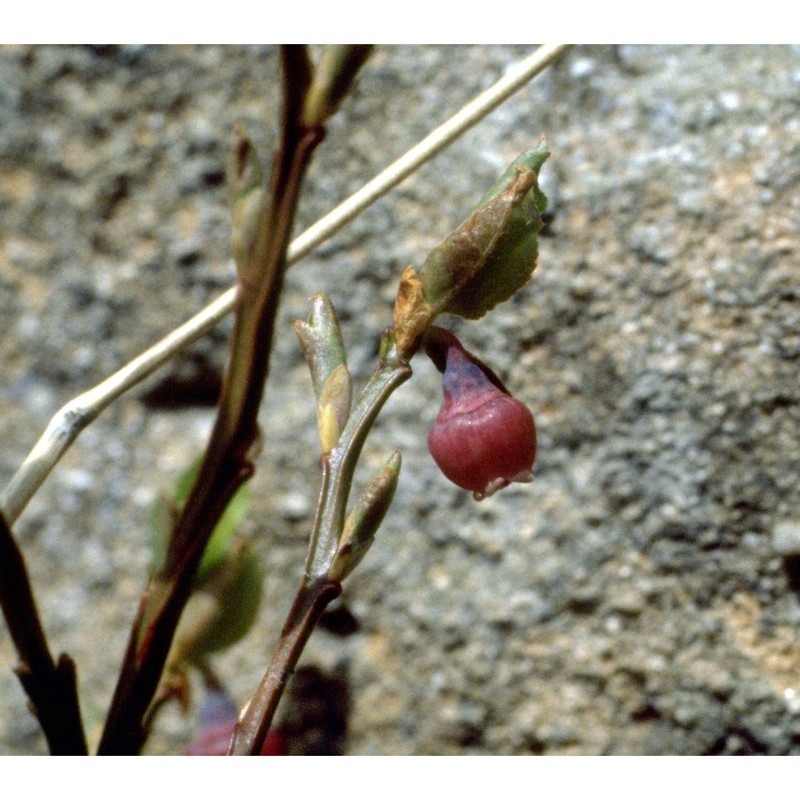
[393,266,436,356]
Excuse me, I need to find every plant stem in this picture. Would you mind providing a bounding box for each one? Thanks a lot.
[97,47,322,755]
[228,577,341,755]
[229,333,411,755]
[306,337,412,580]
[0,44,572,526]
[0,511,87,754]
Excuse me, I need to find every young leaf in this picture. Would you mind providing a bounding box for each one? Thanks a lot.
[303,45,373,127]
[328,450,401,582]
[420,137,550,320]
[393,139,550,354]
[197,482,251,583]
[294,293,353,453]
[169,541,264,665]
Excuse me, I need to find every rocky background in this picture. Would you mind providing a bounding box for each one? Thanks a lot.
[1,44,799,755]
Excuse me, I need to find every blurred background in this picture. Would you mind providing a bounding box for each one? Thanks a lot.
[1,44,799,754]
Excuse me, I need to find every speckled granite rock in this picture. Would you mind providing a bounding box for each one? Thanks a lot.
[2,45,800,755]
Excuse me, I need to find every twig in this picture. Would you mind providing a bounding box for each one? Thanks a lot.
[97,46,323,754]
[0,511,87,754]
[228,577,341,755]
[0,290,233,524]
[230,331,411,755]
[0,44,572,526]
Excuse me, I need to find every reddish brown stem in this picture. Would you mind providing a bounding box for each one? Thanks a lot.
[230,333,411,755]
[0,511,87,754]
[97,47,322,755]
[228,578,341,755]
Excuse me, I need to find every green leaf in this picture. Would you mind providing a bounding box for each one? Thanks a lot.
[197,483,250,583]
[294,293,352,452]
[148,458,251,584]
[328,450,401,582]
[171,542,264,664]
[420,137,550,321]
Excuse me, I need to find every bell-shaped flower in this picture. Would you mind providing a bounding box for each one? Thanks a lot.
[425,329,536,499]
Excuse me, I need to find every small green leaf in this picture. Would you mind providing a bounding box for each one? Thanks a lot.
[328,450,401,582]
[149,458,251,584]
[392,140,550,355]
[294,294,350,402]
[197,482,250,583]
[294,293,353,452]
[171,542,264,664]
[420,137,550,320]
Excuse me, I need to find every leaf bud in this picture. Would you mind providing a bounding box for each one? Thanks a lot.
[227,123,267,279]
[328,450,401,582]
[303,45,373,126]
[294,294,353,453]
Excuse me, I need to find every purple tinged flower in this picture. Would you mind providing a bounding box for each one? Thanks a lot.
[425,329,536,500]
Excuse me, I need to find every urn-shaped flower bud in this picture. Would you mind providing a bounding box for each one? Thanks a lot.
[425,329,536,500]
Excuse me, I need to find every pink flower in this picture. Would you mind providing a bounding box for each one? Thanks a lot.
[425,329,536,499]
[184,689,286,755]
[184,722,285,755]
